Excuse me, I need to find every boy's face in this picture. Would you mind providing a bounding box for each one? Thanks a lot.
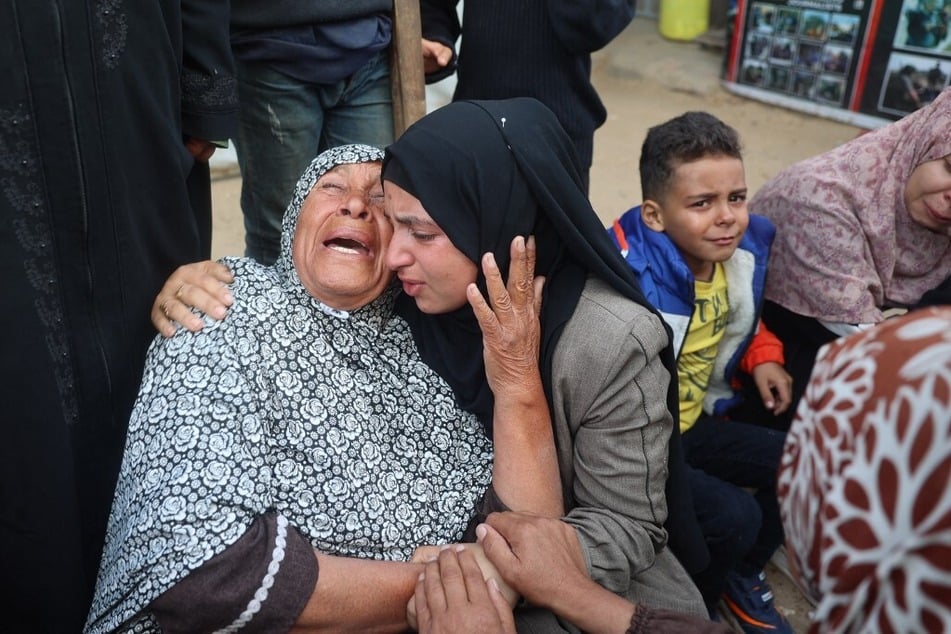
[642,155,749,281]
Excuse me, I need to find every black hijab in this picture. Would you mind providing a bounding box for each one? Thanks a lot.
[384,98,708,571]
[385,98,648,425]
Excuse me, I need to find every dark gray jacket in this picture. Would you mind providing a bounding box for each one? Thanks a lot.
[551,277,707,615]
[231,0,392,29]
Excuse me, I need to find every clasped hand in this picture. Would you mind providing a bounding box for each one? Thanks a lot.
[407,543,518,632]
[408,512,590,633]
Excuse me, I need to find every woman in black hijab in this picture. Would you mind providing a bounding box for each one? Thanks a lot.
[383,98,708,623]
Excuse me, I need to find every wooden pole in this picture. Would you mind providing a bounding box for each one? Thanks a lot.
[390,0,427,138]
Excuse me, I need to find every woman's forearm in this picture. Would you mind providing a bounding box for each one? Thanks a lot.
[490,374,564,517]
[292,554,423,633]
[473,236,563,518]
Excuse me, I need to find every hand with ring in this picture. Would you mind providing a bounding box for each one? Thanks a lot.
[151,260,235,337]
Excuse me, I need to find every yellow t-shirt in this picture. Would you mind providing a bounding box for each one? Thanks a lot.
[678,263,730,433]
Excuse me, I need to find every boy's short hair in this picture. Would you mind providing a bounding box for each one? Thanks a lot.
[639,111,742,201]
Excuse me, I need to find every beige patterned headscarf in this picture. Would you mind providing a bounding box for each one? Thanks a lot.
[751,88,951,324]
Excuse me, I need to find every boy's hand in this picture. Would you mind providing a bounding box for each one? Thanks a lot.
[751,362,793,414]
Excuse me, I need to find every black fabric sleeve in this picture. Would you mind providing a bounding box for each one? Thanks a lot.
[180,0,239,140]
[461,485,510,542]
[661,341,710,574]
[419,0,460,84]
[545,0,637,54]
[150,514,318,633]
[914,272,951,309]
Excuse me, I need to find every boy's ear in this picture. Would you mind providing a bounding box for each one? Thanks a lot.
[641,200,665,233]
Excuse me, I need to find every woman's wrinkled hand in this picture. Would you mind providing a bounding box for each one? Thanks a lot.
[466,236,545,402]
[151,260,234,337]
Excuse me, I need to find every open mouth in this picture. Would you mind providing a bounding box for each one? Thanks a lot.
[325,237,370,255]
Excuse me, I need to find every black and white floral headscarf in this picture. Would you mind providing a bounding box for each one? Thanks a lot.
[275,143,386,288]
[86,145,493,633]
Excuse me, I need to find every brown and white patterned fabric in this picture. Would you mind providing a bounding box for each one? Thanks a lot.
[778,307,951,632]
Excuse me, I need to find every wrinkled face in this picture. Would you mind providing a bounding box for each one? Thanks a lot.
[292,162,394,310]
[904,155,951,235]
[643,155,749,281]
[383,180,478,314]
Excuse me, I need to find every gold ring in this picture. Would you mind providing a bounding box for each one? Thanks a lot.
[161,300,171,318]
[175,283,185,299]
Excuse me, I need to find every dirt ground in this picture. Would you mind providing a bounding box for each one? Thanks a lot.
[586,17,863,226]
[207,16,863,631]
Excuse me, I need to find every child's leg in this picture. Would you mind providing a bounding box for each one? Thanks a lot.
[687,467,762,615]
[683,417,794,632]
[681,416,786,572]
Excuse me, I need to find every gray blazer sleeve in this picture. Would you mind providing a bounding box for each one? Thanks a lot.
[550,278,673,593]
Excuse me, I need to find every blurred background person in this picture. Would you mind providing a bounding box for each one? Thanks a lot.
[0,0,236,631]
[230,1,395,264]
[419,0,636,191]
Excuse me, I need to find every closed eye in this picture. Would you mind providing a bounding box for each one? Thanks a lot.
[391,212,440,241]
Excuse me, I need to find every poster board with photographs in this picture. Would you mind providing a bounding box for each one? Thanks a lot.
[858,0,951,118]
[723,0,929,127]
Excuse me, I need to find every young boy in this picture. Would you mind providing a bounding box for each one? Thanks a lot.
[609,111,793,633]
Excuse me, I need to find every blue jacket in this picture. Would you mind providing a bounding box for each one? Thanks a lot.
[609,206,776,416]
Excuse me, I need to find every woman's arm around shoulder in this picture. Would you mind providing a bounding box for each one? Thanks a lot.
[152,260,234,337]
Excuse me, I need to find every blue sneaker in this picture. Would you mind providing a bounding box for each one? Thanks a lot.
[722,569,793,633]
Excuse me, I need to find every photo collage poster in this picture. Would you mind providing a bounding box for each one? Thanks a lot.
[858,0,951,118]
[733,0,874,109]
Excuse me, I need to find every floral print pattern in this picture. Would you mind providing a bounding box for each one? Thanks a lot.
[778,307,951,632]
